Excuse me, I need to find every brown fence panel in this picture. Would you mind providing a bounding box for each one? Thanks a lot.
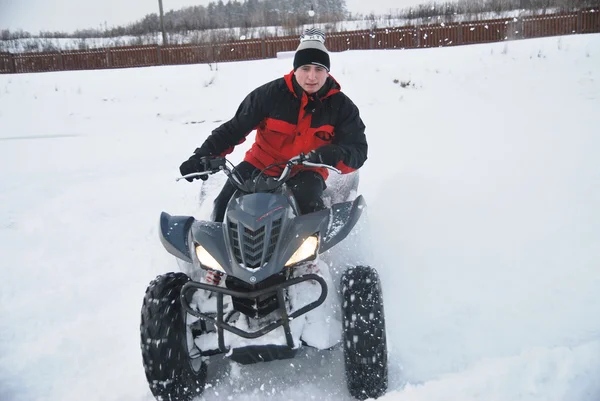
[523,13,578,38]
[419,23,462,47]
[62,50,109,70]
[0,53,14,73]
[372,27,418,49]
[161,45,212,65]
[213,40,263,62]
[581,10,600,33]
[109,46,159,68]
[462,18,511,44]
[264,36,298,58]
[328,30,371,51]
[13,53,62,73]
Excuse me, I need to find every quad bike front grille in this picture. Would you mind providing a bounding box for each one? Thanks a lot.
[229,218,282,269]
[225,272,288,318]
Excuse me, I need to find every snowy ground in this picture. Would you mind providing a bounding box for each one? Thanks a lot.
[1,34,599,401]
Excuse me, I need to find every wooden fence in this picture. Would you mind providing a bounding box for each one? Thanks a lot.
[1,9,598,74]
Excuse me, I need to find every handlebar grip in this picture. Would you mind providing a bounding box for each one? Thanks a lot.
[198,156,227,173]
[176,157,226,182]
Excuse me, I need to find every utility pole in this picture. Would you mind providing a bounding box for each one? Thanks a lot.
[158,0,168,46]
[308,5,315,28]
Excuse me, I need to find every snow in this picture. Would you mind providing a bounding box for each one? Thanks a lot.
[1,33,599,401]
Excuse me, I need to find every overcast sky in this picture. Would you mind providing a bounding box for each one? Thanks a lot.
[0,0,427,33]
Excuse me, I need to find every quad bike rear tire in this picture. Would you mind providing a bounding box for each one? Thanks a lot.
[341,266,388,400]
[140,272,207,401]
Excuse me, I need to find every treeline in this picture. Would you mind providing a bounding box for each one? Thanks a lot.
[1,0,345,40]
[399,0,599,20]
[1,0,598,41]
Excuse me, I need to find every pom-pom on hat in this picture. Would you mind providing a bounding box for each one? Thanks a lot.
[293,28,330,72]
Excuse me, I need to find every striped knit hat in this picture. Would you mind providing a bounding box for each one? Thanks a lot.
[293,28,330,72]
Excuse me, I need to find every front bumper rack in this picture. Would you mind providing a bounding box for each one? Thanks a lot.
[180,273,327,353]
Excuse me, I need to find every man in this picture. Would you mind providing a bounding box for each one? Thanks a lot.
[180,28,367,222]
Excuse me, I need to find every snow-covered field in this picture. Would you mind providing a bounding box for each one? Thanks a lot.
[0,34,599,401]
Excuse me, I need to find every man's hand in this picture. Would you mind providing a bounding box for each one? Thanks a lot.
[179,152,211,182]
[307,145,341,167]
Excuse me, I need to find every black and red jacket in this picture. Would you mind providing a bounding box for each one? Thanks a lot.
[197,70,367,179]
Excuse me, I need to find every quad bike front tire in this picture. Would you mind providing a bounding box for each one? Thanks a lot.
[341,265,388,400]
[140,272,207,401]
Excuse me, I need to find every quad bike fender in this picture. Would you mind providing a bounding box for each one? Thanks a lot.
[319,195,366,254]
[159,212,195,263]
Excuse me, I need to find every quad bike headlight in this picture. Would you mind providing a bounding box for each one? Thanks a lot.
[195,245,225,273]
[285,235,319,267]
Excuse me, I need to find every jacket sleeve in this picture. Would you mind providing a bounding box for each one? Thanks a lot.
[331,95,368,173]
[195,83,269,156]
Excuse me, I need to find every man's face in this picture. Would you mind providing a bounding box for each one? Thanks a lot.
[294,64,329,94]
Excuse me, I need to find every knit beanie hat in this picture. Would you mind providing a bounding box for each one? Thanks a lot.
[293,28,330,72]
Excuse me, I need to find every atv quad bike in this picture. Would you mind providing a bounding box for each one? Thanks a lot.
[140,154,387,400]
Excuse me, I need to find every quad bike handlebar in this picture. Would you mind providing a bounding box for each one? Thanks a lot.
[279,153,341,180]
[177,153,341,193]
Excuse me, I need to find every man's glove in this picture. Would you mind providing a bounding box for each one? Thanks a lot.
[307,145,342,167]
[179,150,212,182]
